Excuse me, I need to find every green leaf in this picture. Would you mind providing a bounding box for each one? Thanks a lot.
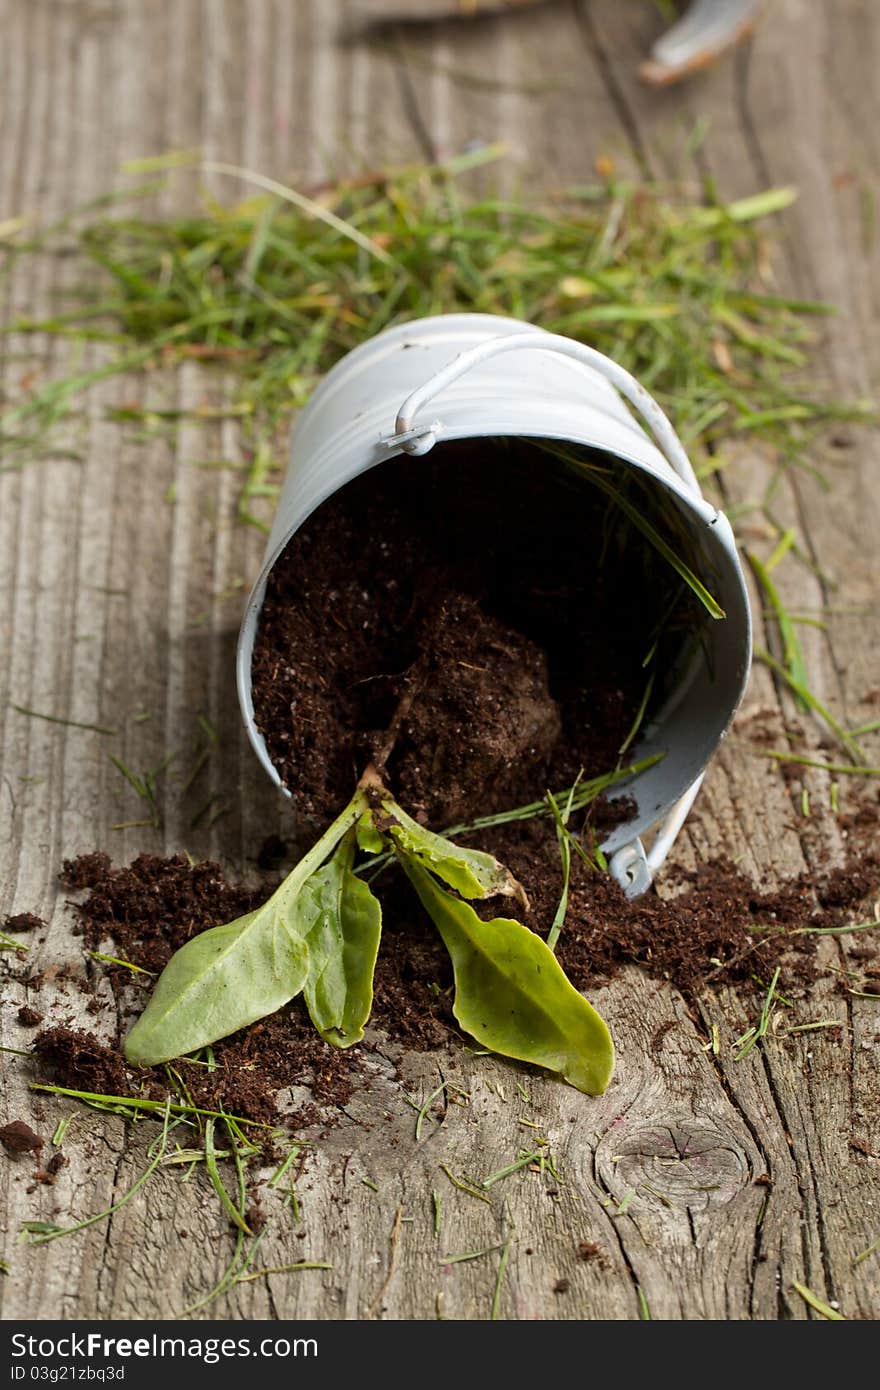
[301,831,382,1048]
[402,859,614,1096]
[355,808,385,855]
[378,792,526,904]
[124,791,367,1065]
[123,901,310,1065]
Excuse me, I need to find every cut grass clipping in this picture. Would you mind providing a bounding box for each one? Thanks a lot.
[1,152,870,535]
[124,767,615,1096]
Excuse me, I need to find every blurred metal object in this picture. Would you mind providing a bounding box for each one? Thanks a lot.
[353,0,763,85]
[455,0,540,10]
[353,0,547,21]
[640,0,763,87]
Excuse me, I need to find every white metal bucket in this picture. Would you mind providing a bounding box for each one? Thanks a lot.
[237,313,751,897]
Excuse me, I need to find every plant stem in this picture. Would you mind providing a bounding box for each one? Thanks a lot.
[269,786,369,909]
[29,1083,276,1129]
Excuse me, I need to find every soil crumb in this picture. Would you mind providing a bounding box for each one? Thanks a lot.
[2,913,45,934]
[577,1241,608,1267]
[0,1120,43,1155]
[33,1151,68,1185]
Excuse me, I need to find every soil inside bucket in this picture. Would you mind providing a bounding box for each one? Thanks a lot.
[251,437,708,830]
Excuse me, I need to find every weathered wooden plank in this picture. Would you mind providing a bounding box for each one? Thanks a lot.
[587,0,880,1320]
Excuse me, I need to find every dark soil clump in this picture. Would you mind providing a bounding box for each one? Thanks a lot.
[33,1151,68,1185]
[389,592,562,824]
[371,818,880,1032]
[60,854,112,891]
[2,913,45,934]
[34,1027,130,1096]
[0,1120,43,1156]
[251,441,704,828]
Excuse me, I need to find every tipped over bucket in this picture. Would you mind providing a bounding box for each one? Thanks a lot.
[237,313,751,897]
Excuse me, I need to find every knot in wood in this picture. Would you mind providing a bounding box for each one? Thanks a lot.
[597,1121,751,1211]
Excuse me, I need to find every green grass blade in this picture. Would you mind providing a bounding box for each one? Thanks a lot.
[755,650,863,762]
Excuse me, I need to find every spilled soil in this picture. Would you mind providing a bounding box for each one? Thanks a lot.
[13,804,879,1130]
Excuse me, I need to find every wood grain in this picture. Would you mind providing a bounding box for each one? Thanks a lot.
[1,0,878,1320]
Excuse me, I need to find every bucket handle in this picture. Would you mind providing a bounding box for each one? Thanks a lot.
[391,329,708,896]
[392,330,702,496]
